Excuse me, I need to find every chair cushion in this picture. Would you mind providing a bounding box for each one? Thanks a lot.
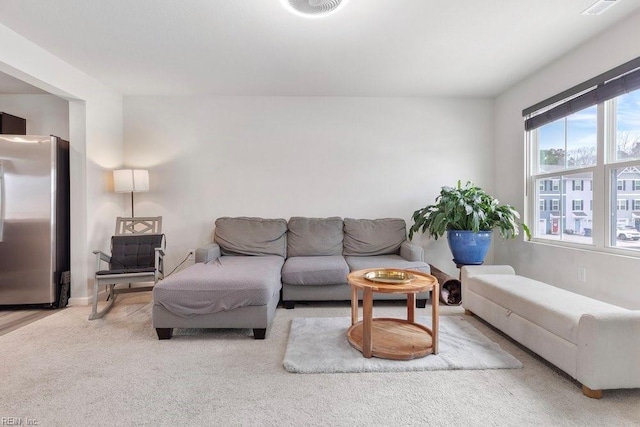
[110,234,164,269]
[214,217,287,257]
[345,255,430,273]
[343,218,407,256]
[152,255,284,317]
[282,256,349,286]
[287,217,344,257]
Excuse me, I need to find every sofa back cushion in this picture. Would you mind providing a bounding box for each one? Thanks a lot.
[343,218,407,256]
[214,217,288,257]
[287,217,344,257]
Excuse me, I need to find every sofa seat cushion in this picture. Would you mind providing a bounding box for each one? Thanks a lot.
[345,255,430,273]
[287,217,344,257]
[282,256,349,286]
[153,255,283,317]
[467,274,628,344]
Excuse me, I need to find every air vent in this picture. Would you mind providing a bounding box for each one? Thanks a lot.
[582,0,618,16]
[281,0,348,18]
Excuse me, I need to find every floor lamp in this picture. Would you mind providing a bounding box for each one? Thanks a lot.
[113,169,149,217]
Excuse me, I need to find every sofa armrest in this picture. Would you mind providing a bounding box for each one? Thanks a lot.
[195,243,221,263]
[577,311,640,390]
[399,241,424,262]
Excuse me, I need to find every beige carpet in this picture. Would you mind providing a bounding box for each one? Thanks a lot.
[3,293,640,426]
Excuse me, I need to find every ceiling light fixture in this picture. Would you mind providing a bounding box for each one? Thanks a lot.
[280,0,349,18]
[581,0,618,16]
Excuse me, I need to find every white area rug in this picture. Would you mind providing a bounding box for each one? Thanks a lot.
[283,316,522,373]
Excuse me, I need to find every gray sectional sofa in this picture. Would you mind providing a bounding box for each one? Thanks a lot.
[152,216,430,340]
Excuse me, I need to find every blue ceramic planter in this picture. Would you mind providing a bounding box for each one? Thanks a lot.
[447,230,493,265]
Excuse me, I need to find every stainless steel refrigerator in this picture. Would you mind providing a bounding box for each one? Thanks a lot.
[0,135,70,306]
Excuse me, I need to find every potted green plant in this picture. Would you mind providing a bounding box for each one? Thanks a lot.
[408,181,531,265]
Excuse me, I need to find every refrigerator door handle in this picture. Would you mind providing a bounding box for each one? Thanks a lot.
[0,160,4,242]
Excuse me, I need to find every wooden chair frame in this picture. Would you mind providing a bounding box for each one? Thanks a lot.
[115,216,163,235]
[89,216,164,320]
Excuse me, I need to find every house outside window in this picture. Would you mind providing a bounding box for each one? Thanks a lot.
[612,167,640,242]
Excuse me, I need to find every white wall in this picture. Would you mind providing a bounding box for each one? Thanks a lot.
[124,96,494,275]
[494,11,640,308]
[0,94,69,138]
[0,24,124,304]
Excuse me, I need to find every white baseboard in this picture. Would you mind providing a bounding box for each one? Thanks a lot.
[68,288,107,306]
[68,296,91,306]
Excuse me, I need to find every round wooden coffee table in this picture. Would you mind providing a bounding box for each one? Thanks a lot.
[347,268,439,360]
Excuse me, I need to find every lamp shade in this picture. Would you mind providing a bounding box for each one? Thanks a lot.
[113,169,149,193]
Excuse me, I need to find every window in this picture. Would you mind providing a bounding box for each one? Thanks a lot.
[609,92,640,249]
[539,199,545,211]
[539,181,545,191]
[525,58,640,253]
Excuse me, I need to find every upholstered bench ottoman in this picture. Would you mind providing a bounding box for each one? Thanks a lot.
[462,265,640,398]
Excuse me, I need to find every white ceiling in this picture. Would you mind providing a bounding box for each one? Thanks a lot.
[0,0,639,97]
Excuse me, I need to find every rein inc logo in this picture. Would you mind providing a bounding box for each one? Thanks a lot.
[1,418,39,426]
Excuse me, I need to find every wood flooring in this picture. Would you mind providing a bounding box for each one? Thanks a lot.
[0,308,58,337]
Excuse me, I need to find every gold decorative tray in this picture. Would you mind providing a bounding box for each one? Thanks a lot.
[364,269,414,284]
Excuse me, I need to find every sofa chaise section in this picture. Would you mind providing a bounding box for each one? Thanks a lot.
[462,265,640,398]
[152,217,287,339]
